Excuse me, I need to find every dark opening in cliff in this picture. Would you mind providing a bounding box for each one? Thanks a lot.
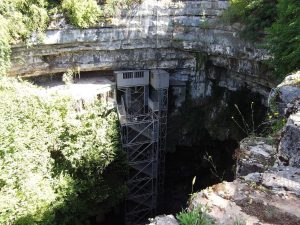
[99,138,240,224]
[161,139,238,215]
[160,85,268,215]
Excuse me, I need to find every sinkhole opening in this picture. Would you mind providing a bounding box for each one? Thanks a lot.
[98,138,239,225]
[161,139,238,215]
[99,85,268,225]
[31,72,268,225]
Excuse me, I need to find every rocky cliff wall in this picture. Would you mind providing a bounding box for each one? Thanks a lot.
[10,0,274,101]
[149,72,300,225]
[187,74,300,223]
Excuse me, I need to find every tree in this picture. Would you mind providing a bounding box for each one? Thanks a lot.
[267,0,300,77]
[0,78,126,225]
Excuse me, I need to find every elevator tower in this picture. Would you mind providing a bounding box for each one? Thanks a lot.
[115,70,169,225]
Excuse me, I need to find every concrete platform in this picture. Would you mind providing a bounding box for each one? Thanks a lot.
[34,73,115,103]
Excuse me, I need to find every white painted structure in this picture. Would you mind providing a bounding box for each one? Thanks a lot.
[150,69,169,89]
[114,70,150,87]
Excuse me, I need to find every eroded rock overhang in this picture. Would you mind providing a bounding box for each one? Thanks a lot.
[9,0,274,99]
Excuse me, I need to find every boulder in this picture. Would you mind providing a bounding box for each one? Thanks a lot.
[148,215,180,225]
[277,110,300,167]
[269,71,300,168]
[190,167,300,225]
[270,71,300,115]
[236,137,277,177]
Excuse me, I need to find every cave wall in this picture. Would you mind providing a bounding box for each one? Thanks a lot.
[10,1,274,100]
[10,0,272,146]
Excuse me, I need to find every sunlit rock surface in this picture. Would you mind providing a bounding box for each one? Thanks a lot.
[153,73,300,224]
[269,71,300,114]
[190,167,300,225]
[33,73,114,104]
[187,73,300,225]
[10,0,273,101]
[148,215,179,225]
[236,137,277,177]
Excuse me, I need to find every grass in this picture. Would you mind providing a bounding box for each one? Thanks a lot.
[176,206,214,225]
[233,219,246,225]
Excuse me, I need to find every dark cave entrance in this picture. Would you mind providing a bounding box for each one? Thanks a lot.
[99,86,268,225]
[161,139,238,215]
[54,70,271,225]
[159,84,268,215]
[26,69,269,225]
[99,138,239,224]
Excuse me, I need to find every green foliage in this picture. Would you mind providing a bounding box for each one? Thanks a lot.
[224,0,300,78]
[176,206,214,225]
[0,78,126,225]
[60,0,142,26]
[204,153,224,182]
[0,0,49,75]
[1,0,49,42]
[231,103,256,136]
[263,89,286,135]
[0,0,143,75]
[61,0,102,28]
[266,0,300,77]
[222,0,277,42]
[62,68,80,85]
[0,16,11,76]
[103,0,141,17]
[233,219,246,225]
[263,111,286,135]
[231,99,285,138]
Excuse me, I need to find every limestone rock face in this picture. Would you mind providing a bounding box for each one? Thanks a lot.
[9,0,273,101]
[278,110,300,167]
[190,167,300,225]
[273,72,300,167]
[148,215,179,225]
[236,137,277,177]
[270,71,300,115]
[187,74,300,225]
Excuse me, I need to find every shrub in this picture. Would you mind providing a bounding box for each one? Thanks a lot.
[224,0,300,78]
[267,0,300,77]
[61,0,103,28]
[3,0,49,40]
[0,0,49,75]
[176,206,214,225]
[104,0,141,17]
[0,77,126,225]
[0,0,144,76]
[0,16,11,76]
[222,0,277,42]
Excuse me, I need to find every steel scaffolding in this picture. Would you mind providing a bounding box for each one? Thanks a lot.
[115,70,169,225]
[149,87,168,198]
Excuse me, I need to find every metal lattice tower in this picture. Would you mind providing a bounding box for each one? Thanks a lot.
[148,69,169,199]
[115,70,169,225]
